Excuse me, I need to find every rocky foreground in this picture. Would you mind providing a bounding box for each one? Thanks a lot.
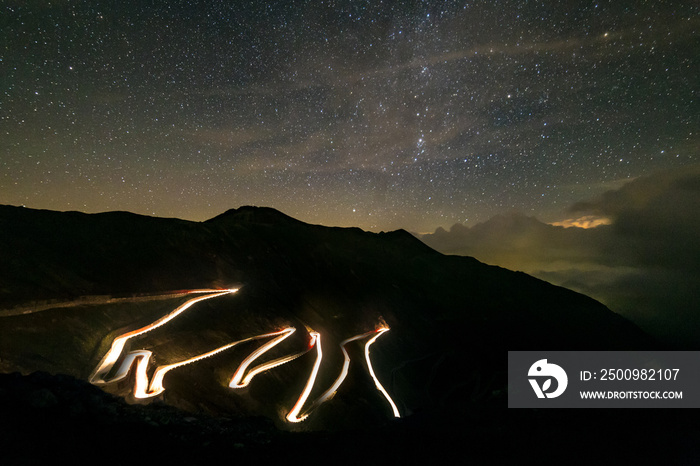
[0,371,504,465]
[2,371,699,465]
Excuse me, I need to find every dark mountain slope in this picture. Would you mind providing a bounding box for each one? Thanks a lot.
[0,204,655,432]
[0,204,651,347]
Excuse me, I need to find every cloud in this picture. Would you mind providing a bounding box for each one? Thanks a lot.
[550,215,611,229]
[419,164,700,346]
[570,164,700,274]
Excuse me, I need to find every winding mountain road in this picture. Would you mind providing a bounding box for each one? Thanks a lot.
[89,288,400,422]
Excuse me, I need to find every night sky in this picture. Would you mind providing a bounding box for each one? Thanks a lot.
[2,1,697,232]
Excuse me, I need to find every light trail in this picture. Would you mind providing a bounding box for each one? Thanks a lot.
[305,330,377,412]
[285,331,322,423]
[110,350,153,398]
[97,327,303,399]
[365,327,401,418]
[88,288,401,423]
[292,327,401,421]
[228,328,298,388]
[148,327,297,398]
[89,288,238,386]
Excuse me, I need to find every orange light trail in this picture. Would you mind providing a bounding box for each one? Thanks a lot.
[89,288,401,423]
[142,328,304,398]
[111,350,153,398]
[89,289,238,386]
[100,328,305,399]
[228,327,298,388]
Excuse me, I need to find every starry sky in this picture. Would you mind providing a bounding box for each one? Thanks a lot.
[2,0,698,232]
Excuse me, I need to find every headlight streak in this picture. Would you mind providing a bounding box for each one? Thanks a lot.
[365,327,401,418]
[115,350,153,398]
[89,289,401,423]
[305,330,377,413]
[228,327,298,388]
[285,331,322,423]
[147,328,296,398]
[89,289,238,386]
[283,327,401,422]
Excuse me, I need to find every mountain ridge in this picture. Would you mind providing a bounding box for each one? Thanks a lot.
[0,204,656,431]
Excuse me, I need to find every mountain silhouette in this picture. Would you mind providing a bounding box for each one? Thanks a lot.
[0,205,654,433]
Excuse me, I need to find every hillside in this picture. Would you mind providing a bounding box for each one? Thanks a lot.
[0,205,656,430]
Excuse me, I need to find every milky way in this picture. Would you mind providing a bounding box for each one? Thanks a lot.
[2,1,697,232]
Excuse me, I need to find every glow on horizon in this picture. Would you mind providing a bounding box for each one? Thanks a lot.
[550,215,612,229]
